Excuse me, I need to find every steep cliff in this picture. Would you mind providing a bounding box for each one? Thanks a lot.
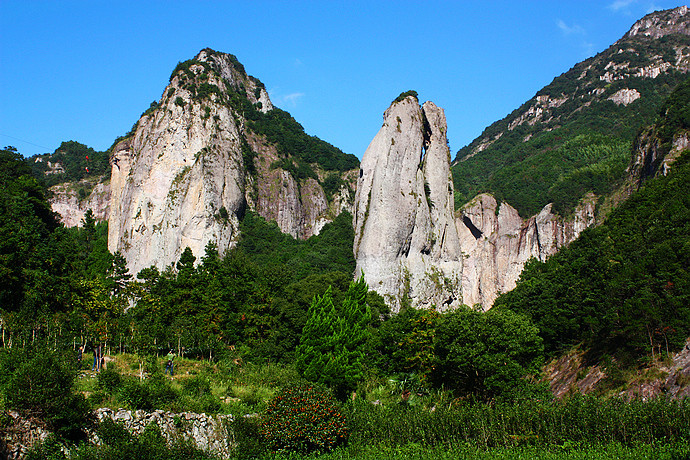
[457,194,596,309]
[626,76,690,192]
[353,94,463,312]
[108,49,356,275]
[48,178,110,227]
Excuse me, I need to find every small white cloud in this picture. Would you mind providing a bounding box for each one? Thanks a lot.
[294,58,303,67]
[557,19,585,35]
[646,3,662,13]
[268,87,306,107]
[608,0,636,11]
[282,92,305,105]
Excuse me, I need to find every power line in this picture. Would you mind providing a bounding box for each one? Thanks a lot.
[0,133,53,152]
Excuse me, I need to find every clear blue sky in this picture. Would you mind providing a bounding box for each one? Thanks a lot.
[0,1,685,159]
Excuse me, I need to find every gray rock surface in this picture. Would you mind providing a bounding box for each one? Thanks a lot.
[107,49,355,275]
[457,194,596,309]
[93,408,234,458]
[353,96,463,312]
[0,409,235,459]
[49,179,110,227]
[354,97,598,311]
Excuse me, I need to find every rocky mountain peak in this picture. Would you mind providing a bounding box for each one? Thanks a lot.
[624,5,689,40]
[108,49,354,275]
[167,48,273,113]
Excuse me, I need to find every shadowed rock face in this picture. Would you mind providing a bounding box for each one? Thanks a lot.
[353,96,463,312]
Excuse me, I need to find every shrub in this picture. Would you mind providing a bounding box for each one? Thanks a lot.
[393,90,418,104]
[232,416,267,459]
[259,384,347,454]
[72,418,214,459]
[1,347,95,442]
[119,379,155,411]
[119,374,178,411]
[97,367,122,395]
[180,375,220,413]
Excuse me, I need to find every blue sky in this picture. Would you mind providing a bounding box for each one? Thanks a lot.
[0,1,686,159]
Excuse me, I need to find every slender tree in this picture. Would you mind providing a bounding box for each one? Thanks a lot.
[295,275,371,399]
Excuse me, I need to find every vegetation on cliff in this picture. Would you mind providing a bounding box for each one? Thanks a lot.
[494,79,690,366]
[494,148,690,366]
[452,24,690,217]
[170,49,359,180]
[3,21,690,457]
[30,141,110,187]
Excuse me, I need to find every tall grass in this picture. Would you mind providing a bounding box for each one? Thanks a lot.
[345,395,690,449]
[268,441,690,460]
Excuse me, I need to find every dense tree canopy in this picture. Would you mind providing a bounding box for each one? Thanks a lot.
[495,149,690,363]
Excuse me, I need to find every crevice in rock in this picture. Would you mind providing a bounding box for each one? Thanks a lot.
[421,107,432,160]
[462,215,483,239]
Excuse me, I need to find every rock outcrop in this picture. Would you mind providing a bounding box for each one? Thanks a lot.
[543,338,690,400]
[108,49,355,275]
[1,408,235,459]
[93,408,234,458]
[457,194,596,309]
[624,5,689,39]
[49,178,110,227]
[353,95,463,312]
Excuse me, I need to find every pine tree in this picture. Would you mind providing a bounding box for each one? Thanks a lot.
[295,275,371,399]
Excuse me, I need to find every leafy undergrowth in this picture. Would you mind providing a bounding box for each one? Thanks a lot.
[75,353,300,416]
[250,441,690,460]
[15,354,690,460]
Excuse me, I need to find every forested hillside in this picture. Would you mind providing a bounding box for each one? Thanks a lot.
[2,9,690,458]
[31,141,110,187]
[452,7,690,217]
[494,78,690,366]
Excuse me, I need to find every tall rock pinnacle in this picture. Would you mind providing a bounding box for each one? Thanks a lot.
[108,49,354,276]
[353,94,463,312]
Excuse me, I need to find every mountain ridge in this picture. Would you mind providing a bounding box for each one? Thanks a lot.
[106,48,357,275]
[452,5,690,218]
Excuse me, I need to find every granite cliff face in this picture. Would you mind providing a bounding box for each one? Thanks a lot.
[108,49,355,275]
[353,96,463,312]
[457,194,596,309]
[49,178,110,227]
[352,95,599,311]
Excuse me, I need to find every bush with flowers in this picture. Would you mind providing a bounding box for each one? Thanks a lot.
[259,383,348,454]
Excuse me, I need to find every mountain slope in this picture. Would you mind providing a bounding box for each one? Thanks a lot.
[494,77,690,363]
[108,48,358,275]
[452,6,690,218]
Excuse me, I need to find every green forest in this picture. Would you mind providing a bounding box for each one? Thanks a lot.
[452,31,690,217]
[2,136,690,457]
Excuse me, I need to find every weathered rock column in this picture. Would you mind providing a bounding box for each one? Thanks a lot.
[353,95,463,312]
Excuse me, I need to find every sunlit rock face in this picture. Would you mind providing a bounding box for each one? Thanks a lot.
[353,96,463,312]
[457,194,596,309]
[49,179,110,227]
[108,49,353,275]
